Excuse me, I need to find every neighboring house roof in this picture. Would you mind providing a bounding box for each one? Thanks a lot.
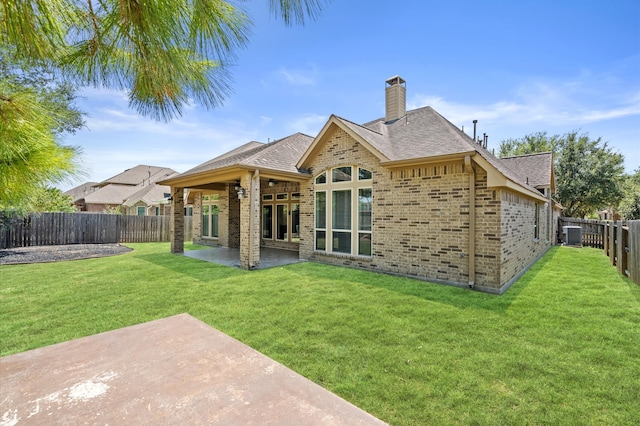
[64,182,99,202]
[122,178,177,207]
[501,152,555,190]
[96,165,178,188]
[83,184,140,205]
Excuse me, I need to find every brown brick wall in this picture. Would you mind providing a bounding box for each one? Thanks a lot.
[298,127,509,289]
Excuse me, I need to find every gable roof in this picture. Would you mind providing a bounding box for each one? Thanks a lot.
[123,180,175,207]
[299,106,547,202]
[64,182,99,202]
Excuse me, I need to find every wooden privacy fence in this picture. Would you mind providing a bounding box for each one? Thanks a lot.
[558,217,639,285]
[1,212,193,249]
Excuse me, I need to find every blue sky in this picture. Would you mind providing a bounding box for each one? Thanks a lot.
[61,0,640,190]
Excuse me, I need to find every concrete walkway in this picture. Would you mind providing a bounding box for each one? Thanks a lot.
[184,246,302,269]
[1,314,386,425]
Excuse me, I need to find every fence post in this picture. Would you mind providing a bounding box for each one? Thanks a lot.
[616,222,624,275]
[609,222,616,266]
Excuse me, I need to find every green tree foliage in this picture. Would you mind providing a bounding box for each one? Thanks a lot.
[499,131,626,218]
[31,187,77,212]
[0,0,327,212]
[0,0,328,121]
[0,48,85,213]
[619,168,640,220]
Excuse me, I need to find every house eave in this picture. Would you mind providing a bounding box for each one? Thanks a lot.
[380,151,476,169]
[159,165,310,188]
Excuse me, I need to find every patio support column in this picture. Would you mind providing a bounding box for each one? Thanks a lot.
[170,186,184,253]
[239,171,261,269]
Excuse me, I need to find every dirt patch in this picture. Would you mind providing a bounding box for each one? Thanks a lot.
[0,244,132,265]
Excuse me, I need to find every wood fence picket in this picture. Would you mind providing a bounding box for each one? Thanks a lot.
[1,212,192,249]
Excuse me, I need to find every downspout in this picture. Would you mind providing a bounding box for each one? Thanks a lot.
[465,155,476,288]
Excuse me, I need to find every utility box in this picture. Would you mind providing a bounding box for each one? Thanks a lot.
[563,226,582,246]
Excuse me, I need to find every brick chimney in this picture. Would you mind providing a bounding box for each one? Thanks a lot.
[385,75,406,122]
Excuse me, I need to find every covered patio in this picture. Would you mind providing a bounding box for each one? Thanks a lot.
[184,246,302,269]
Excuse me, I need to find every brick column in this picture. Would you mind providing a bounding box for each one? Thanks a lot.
[238,172,261,269]
[170,186,184,253]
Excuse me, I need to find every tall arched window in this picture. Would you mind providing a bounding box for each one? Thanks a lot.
[314,166,372,256]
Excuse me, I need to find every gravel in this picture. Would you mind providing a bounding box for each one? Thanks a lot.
[0,244,133,265]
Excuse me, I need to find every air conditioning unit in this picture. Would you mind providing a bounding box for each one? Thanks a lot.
[562,226,582,246]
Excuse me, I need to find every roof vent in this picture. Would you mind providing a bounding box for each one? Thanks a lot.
[385,75,406,122]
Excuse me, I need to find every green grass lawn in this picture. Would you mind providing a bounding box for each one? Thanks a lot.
[1,244,639,425]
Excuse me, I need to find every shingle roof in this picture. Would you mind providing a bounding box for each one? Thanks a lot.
[83,184,140,205]
[174,133,314,178]
[123,182,175,206]
[64,182,99,202]
[361,106,476,161]
[97,165,178,187]
[501,152,554,188]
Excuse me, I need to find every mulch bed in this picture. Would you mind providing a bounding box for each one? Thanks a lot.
[0,244,132,265]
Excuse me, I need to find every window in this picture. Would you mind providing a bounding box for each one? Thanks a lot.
[202,194,219,238]
[262,205,273,239]
[314,166,372,256]
[136,206,146,216]
[534,204,540,239]
[261,190,300,243]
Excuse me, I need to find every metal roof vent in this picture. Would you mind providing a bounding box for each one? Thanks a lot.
[385,75,406,122]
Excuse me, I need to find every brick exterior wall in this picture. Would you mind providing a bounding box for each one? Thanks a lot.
[298,126,550,292]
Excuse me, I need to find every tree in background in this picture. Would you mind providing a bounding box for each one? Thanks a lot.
[618,168,640,220]
[499,131,626,218]
[31,188,77,213]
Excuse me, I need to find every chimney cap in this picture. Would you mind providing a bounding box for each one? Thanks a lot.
[385,75,406,86]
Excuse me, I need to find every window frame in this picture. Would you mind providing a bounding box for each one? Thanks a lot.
[314,165,373,257]
[201,193,219,239]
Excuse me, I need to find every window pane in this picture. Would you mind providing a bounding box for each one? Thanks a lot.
[291,192,300,200]
[316,231,326,250]
[332,166,352,182]
[277,205,288,240]
[358,188,372,231]
[202,205,210,237]
[315,192,326,228]
[276,193,288,200]
[332,231,351,253]
[262,205,273,239]
[262,194,273,201]
[358,233,372,256]
[332,190,351,230]
[291,203,300,242]
[211,205,219,238]
[315,172,326,184]
[358,168,372,180]
[137,206,145,216]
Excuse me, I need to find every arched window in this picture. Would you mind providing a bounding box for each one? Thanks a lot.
[314,166,372,256]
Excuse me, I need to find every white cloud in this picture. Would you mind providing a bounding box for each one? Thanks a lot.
[409,77,640,128]
[276,66,319,86]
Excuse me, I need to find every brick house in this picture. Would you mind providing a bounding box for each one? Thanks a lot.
[161,76,559,294]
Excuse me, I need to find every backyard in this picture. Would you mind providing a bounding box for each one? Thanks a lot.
[1,243,639,425]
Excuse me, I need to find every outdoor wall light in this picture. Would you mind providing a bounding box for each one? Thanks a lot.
[237,187,245,199]
[234,181,241,191]
[268,179,276,187]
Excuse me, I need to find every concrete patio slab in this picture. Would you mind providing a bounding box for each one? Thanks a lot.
[184,246,302,269]
[1,314,385,425]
